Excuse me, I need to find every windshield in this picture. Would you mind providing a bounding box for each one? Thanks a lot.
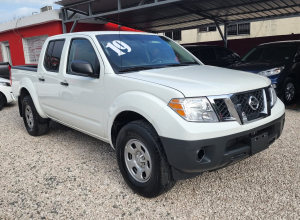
[96,34,199,73]
[241,44,298,62]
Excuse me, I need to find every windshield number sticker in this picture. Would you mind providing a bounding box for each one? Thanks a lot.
[106,40,131,56]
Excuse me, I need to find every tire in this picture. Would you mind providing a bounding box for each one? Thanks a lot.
[0,93,5,111]
[22,95,49,136]
[116,120,175,198]
[282,77,297,105]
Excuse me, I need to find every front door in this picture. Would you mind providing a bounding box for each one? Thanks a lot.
[58,36,104,138]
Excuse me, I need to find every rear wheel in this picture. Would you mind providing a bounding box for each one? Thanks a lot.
[22,96,49,136]
[0,93,5,111]
[116,120,175,198]
[282,77,296,105]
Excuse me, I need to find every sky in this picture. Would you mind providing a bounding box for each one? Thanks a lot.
[0,0,61,23]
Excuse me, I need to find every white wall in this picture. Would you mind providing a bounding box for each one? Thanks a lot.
[177,16,300,44]
[0,10,61,34]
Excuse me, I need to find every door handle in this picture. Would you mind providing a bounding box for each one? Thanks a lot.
[60,82,69,86]
[39,78,45,82]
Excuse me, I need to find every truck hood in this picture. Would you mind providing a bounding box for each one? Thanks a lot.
[122,65,271,97]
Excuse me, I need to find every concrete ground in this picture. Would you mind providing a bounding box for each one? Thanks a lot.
[0,103,299,219]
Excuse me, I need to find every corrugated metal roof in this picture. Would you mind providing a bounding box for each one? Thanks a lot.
[56,0,300,32]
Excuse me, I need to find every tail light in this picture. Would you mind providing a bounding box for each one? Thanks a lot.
[8,64,12,86]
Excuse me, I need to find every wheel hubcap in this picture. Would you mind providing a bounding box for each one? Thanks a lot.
[124,139,152,183]
[285,82,295,101]
[25,105,34,129]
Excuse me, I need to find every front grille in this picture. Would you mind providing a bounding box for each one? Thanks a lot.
[212,88,268,124]
[214,99,231,119]
[235,89,265,121]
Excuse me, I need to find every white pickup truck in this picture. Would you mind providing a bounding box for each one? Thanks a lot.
[11,31,285,198]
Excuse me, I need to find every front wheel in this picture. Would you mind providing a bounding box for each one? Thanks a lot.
[116,120,175,198]
[22,96,49,136]
[282,77,297,105]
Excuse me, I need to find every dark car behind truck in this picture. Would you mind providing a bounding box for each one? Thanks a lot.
[184,45,241,67]
[229,41,300,104]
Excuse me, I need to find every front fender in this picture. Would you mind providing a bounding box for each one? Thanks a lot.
[19,78,47,118]
[107,91,168,145]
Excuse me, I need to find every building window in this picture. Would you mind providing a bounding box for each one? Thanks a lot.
[238,23,250,35]
[22,35,49,64]
[173,31,181,40]
[199,27,208,32]
[165,32,172,39]
[208,26,216,32]
[199,26,216,32]
[228,23,250,36]
[228,24,237,36]
[164,31,182,41]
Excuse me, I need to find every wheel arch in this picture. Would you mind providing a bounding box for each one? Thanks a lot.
[18,78,47,118]
[108,91,169,148]
[111,111,153,148]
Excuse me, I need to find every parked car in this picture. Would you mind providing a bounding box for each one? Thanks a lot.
[183,45,240,67]
[11,32,285,198]
[0,62,14,110]
[229,41,300,104]
[0,78,14,110]
[0,62,10,80]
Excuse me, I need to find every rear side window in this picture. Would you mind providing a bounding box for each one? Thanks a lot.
[44,40,65,72]
[215,47,234,60]
[199,48,216,61]
[67,39,100,76]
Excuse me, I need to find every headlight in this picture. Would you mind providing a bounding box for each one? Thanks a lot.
[269,85,277,107]
[258,66,284,77]
[168,98,218,122]
[0,82,10,86]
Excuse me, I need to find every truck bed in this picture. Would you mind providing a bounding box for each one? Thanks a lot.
[12,65,38,72]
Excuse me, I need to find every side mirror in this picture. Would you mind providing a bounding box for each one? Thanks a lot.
[71,60,95,78]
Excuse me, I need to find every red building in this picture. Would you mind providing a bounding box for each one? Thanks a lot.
[0,9,139,66]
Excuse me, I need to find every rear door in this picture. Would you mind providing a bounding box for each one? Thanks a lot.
[37,39,65,119]
[58,35,105,138]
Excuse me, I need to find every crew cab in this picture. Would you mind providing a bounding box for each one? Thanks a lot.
[11,32,285,198]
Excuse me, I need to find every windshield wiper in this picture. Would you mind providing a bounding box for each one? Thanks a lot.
[166,63,189,67]
[166,62,198,67]
[119,66,154,73]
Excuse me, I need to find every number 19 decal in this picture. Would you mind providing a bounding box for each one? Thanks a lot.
[106,40,131,56]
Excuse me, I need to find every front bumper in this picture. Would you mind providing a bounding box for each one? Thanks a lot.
[160,113,285,180]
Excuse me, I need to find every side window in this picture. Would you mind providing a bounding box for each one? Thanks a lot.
[67,39,100,77]
[215,48,234,60]
[43,40,65,72]
[199,48,216,61]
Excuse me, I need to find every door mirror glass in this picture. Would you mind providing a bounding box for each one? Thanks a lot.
[71,60,94,77]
